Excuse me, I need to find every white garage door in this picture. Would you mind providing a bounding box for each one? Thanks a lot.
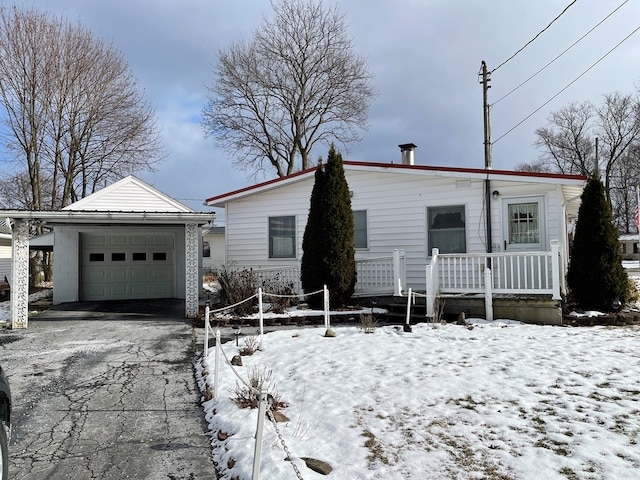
[81,233,176,301]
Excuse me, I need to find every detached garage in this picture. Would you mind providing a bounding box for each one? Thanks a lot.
[2,176,214,328]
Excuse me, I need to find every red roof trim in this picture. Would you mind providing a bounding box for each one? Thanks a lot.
[205,166,317,203]
[204,161,586,204]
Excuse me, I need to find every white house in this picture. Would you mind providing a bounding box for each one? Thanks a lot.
[202,224,225,273]
[2,176,214,328]
[0,220,10,283]
[205,147,585,322]
[619,233,639,261]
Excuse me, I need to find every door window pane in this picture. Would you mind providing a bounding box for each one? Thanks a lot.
[269,216,295,258]
[508,203,539,244]
[428,206,466,254]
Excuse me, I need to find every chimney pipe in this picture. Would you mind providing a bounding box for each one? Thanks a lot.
[398,143,417,165]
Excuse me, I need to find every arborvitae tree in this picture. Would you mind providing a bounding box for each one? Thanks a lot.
[567,173,629,311]
[301,145,356,308]
[301,162,328,306]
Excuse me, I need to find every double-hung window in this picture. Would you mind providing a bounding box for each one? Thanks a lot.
[353,210,368,249]
[427,205,466,254]
[269,216,296,258]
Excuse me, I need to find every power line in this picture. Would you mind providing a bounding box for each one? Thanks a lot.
[493,24,640,145]
[493,0,629,106]
[492,0,579,73]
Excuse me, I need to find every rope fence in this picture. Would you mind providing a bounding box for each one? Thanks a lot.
[204,285,330,358]
[203,314,311,479]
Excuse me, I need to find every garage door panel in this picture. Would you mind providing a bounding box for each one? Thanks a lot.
[81,233,176,301]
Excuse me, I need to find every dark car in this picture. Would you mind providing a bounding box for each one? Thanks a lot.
[0,364,10,480]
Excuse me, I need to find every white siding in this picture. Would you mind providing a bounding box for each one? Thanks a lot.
[203,232,225,271]
[64,176,192,212]
[224,170,571,292]
[0,241,11,283]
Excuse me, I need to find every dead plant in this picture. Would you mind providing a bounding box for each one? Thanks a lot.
[229,365,288,410]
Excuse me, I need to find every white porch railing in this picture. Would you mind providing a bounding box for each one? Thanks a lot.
[354,249,405,296]
[425,240,562,317]
[248,249,406,298]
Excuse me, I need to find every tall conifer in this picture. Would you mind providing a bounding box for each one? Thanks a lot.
[567,174,629,310]
[301,145,356,308]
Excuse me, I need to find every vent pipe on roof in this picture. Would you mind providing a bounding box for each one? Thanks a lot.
[398,143,417,165]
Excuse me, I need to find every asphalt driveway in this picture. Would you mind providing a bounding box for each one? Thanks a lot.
[0,299,216,480]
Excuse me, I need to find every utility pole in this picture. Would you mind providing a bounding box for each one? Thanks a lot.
[479,60,493,256]
[480,61,491,169]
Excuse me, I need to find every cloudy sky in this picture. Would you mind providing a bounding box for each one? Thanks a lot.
[37,0,640,217]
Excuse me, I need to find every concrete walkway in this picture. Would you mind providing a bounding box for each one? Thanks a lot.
[0,299,216,480]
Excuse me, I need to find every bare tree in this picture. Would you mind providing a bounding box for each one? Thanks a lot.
[534,101,595,176]
[534,92,640,221]
[0,6,164,210]
[203,0,374,178]
[610,144,640,232]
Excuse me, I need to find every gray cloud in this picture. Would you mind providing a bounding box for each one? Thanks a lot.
[39,0,640,213]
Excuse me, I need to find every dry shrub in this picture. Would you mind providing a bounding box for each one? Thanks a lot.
[260,273,297,313]
[230,366,288,410]
[239,335,262,356]
[359,312,377,333]
[215,266,258,315]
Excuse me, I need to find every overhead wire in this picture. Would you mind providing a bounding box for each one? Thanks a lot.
[493,0,629,106]
[492,24,640,145]
[491,0,579,73]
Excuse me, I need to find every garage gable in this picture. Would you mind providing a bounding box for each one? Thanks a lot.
[63,176,193,213]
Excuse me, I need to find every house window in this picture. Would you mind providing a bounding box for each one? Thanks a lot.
[203,241,211,258]
[427,205,466,254]
[269,216,296,258]
[111,253,125,261]
[354,210,368,249]
[153,252,167,261]
[132,252,147,261]
[89,253,104,262]
[508,203,540,244]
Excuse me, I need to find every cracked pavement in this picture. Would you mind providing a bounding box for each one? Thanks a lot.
[0,299,216,479]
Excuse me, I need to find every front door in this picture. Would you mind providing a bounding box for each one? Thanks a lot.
[499,197,547,290]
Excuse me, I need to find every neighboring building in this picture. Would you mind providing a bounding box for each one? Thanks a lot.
[205,145,586,323]
[0,220,10,283]
[2,176,214,328]
[620,233,639,261]
[202,224,225,273]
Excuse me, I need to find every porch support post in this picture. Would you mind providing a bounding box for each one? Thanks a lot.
[10,219,29,329]
[425,248,439,318]
[484,267,494,322]
[393,249,405,296]
[185,222,200,318]
[550,239,561,300]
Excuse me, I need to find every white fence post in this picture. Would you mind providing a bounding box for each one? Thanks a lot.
[258,287,264,338]
[252,388,268,480]
[425,248,439,318]
[405,287,412,326]
[214,329,221,402]
[484,268,494,322]
[323,284,330,330]
[204,302,210,357]
[550,240,561,300]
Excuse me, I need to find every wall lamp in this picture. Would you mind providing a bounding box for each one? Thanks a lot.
[492,190,500,200]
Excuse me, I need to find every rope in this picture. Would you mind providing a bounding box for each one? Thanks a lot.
[208,293,259,315]
[217,341,305,479]
[262,287,325,299]
[267,409,305,480]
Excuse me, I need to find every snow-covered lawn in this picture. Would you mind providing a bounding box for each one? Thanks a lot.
[199,322,640,479]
